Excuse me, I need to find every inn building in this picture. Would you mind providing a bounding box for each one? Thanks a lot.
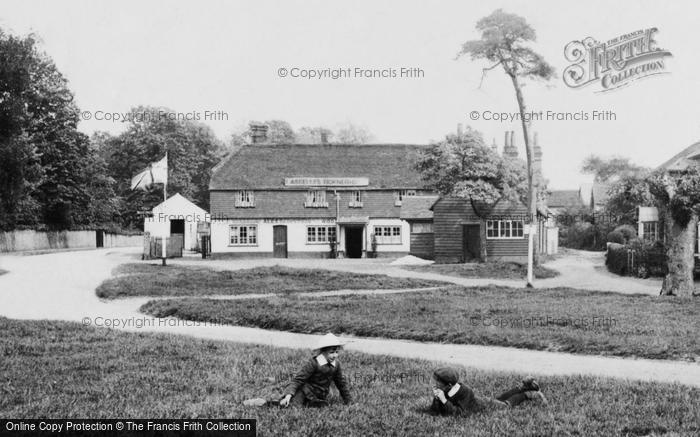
[208,125,432,258]
[208,124,554,261]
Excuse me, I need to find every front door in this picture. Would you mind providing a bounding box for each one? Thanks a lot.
[463,224,481,261]
[345,227,363,258]
[273,225,288,258]
[170,219,185,251]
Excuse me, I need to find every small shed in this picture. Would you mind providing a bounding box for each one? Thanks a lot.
[431,197,546,264]
[400,196,439,260]
[144,193,209,252]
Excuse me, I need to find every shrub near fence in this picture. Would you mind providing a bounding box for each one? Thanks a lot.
[605,241,667,278]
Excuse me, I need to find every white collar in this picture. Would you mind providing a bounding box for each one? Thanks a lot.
[315,354,336,367]
[447,383,461,398]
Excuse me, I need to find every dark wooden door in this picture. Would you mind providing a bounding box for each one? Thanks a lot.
[273,225,288,258]
[96,230,104,248]
[463,224,481,261]
[345,227,363,258]
[170,219,185,251]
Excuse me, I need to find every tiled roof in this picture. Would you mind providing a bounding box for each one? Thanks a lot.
[210,144,431,190]
[657,141,700,172]
[400,196,439,220]
[547,190,584,208]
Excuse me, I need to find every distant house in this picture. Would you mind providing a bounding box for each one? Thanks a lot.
[144,193,209,253]
[547,189,586,216]
[636,140,700,245]
[579,183,611,211]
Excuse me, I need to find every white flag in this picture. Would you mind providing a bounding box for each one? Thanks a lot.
[130,154,168,190]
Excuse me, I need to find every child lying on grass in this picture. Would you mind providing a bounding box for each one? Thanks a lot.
[243,333,352,408]
[430,367,546,416]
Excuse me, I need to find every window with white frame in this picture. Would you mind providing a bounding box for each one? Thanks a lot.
[411,222,433,233]
[229,225,257,246]
[642,221,658,241]
[234,190,255,207]
[486,220,524,239]
[306,226,337,244]
[373,225,402,244]
[393,190,416,206]
[349,190,363,208]
[304,190,328,208]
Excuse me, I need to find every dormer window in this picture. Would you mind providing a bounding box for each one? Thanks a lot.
[394,189,416,206]
[349,190,363,208]
[234,190,255,207]
[304,190,328,208]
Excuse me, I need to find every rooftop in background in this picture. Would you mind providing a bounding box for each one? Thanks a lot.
[400,195,439,220]
[209,143,431,190]
[657,141,700,172]
[547,190,584,209]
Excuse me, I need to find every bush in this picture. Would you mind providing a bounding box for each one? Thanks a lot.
[606,240,667,278]
[606,230,625,244]
[613,224,637,243]
[605,243,628,275]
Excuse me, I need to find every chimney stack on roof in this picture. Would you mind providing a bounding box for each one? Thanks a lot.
[503,130,519,159]
[491,138,498,152]
[250,123,269,144]
[320,131,329,144]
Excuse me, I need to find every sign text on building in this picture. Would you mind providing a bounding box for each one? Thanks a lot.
[284,177,369,187]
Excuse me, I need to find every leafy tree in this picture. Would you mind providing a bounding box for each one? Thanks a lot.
[332,122,374,144]
[102,106,224,228]
[645,167,700,296]
[582,155,648,182]
[458,9,555,280]
[0,29,118,230]
[415,127,528,260]
[296,126,334,144]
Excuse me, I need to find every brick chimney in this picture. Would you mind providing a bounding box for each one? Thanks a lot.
[249,123,268,144]
[320,131,328,144]
[503,130,519,159]
[491,138,498,153]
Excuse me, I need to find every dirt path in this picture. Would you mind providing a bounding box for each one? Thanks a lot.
[1,248,699,388]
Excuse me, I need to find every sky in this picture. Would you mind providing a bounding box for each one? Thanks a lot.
[2,0,699,189]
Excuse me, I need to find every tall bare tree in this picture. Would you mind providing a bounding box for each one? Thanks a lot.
[458,9,554,286]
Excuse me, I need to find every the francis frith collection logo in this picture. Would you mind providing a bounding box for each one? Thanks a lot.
[563,28,672,92]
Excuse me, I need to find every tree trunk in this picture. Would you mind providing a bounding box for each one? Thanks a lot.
[660,209,697,296]
[509,74,539,269]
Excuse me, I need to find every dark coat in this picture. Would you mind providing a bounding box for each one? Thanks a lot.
[284,356,351,404]
[430,384,507,416]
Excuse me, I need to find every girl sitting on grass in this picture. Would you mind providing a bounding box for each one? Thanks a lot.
[243,333,352,408]
[430,367,546,416]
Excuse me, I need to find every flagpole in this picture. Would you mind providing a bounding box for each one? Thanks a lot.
[161,151,168,266]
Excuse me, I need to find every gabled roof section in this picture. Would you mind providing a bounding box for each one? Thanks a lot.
[657,141,700,172]
[547,190,584,209]
[400,195,439,220]
[209,144,430,190]
[152,193,208,215]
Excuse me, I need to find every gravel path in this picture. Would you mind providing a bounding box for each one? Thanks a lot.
[1,248,698,388]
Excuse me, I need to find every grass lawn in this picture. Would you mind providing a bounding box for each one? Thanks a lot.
[1,317,698,436]
[96,264,443,299]
[402,261,559,279]
[141,287,700,362]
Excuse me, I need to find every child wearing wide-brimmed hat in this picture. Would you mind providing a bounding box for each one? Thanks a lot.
[243,333,352,408]
[430,366,546,416]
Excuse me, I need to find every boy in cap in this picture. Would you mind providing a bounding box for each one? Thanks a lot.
[430,366,546,416]
[279,333,352,407]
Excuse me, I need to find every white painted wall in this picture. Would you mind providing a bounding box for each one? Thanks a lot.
[144,193,209,251]
[211,218,411,255]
